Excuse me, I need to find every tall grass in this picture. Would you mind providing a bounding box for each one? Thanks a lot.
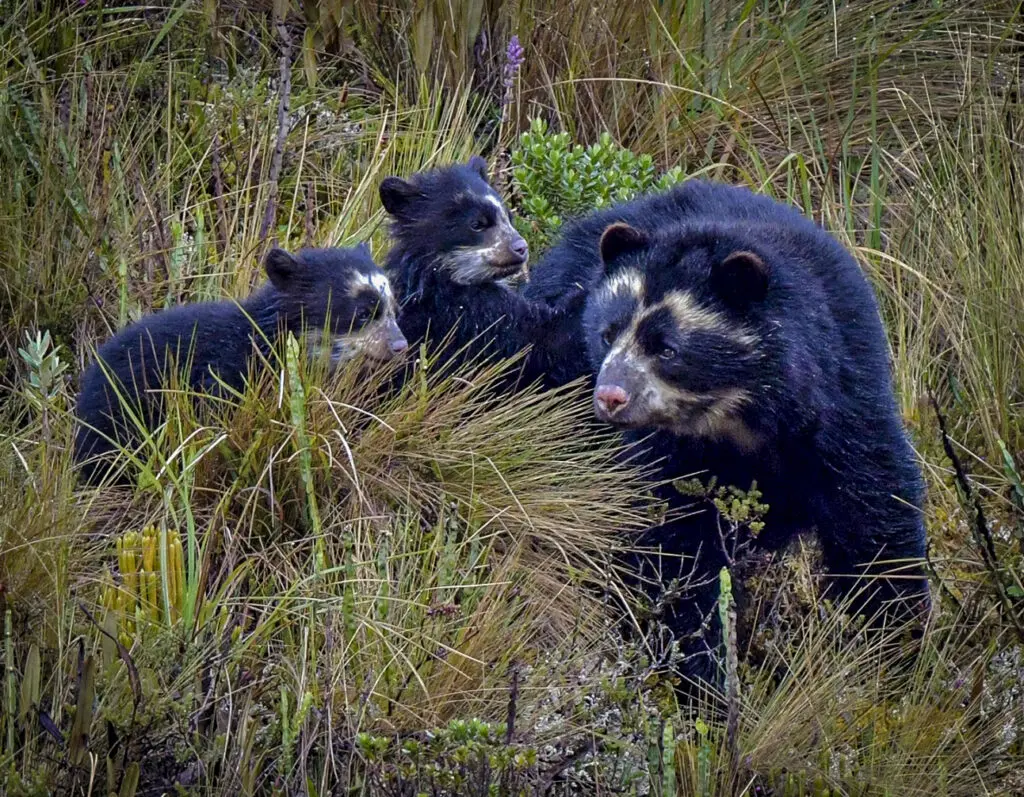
[1,0,1022,793]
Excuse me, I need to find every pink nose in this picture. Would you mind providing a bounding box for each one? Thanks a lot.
[595,384,630,416]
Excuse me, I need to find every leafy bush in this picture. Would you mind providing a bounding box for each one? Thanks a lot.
[509,118,684,252]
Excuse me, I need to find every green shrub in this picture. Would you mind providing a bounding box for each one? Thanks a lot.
[509,118,684,252]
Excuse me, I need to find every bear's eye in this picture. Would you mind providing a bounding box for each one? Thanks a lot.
[601,326,619,347]
[355,307,373,325]
[469,215,491,232]
[658,346,678,361]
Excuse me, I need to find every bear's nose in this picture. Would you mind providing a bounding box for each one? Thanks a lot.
[391,336,409,354]
[595,384,630,417]
[510,237,528,260]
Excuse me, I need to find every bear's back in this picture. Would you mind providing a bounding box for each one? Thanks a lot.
[525,179,834,305]
[84,299,258,397]
[73,298,265,481]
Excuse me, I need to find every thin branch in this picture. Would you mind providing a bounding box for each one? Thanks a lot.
[260,21,293,247]
[930,393,1024,645]
[210,131,231,257]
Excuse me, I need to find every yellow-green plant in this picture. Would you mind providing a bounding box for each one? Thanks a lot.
[101,526,186,642]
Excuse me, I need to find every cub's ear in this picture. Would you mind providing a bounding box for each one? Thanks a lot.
[468,155,489,183]
[599,223,649,270]
[265,248,299,290]
[710,250,770,308]
[379,177,420,216]
[357,240,372,256]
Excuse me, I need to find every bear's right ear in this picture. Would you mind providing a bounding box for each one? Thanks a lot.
[599,223,649,271]
[710,250,770,308]
[265,247,299,290]
[379,177,420,216]
[468,155,490,183]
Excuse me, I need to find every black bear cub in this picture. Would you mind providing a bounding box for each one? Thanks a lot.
[74,245,407,484]
[379,157,587,389]
[568,182,929,684]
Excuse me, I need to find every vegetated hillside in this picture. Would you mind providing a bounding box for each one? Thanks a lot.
[0,2,1021,794]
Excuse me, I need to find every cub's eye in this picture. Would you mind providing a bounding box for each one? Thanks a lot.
[601,326,619,347]
[469,216,491,232]
[355,308,373,324]
[658,346,678,361]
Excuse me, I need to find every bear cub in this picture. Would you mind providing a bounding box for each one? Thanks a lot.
[74,245,407,484]
[569,183,929,683]
[379,157,587,390]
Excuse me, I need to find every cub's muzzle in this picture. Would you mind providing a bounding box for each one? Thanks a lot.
[374,318,409,360]
[491,225,529,274]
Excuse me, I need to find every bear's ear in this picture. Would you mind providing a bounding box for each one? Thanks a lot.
[357,240,372,256]
[599,223,649,270]
[265,247,299,290]
[468,155,489,183]
[379,177,420,216]
[710,250,770,308]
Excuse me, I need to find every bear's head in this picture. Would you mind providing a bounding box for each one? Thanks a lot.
[379,156,529,289]
[263,245,408,366]
[582,220,788,451]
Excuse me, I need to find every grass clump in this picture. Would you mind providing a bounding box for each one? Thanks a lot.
[2,326,655,792]
[1,0,1023,794]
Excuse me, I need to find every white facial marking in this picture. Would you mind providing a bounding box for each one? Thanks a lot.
[350,269,396,313]
[481,193,511,226]
[660,291,759,348]
[308,322,398,368]
[598,268,645,304]
[599,291,759,445]
[368,271,392,300]
[445,242,514,284]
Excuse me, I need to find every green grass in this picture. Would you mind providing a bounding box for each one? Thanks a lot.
[1,1,1023,794]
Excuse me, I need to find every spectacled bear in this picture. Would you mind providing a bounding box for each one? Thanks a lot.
[379,157,588,390]
[73,245,407,485]
[544,181,929,685]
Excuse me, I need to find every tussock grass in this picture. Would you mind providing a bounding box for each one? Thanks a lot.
[675,586,1016,796]
[1,0,1022,794]
[2,331,653,790]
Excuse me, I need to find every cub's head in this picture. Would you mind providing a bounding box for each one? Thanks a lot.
[379,156,529,289]
[583,221,781,450]
[264,245,408,365]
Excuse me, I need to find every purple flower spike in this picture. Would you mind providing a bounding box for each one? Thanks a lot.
[501,35,525,107]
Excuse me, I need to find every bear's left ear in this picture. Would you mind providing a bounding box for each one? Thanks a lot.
[710,250,770,308]
[265,248,299,290]
[379,177,421,216]
[599,223,649,271]
[357,241,372,256]
[468,155,490,183]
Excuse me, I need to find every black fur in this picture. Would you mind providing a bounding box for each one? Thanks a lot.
[381,159,587,389]
[538,180,930,685]
[525,178,807,309]
[73,245,406,484]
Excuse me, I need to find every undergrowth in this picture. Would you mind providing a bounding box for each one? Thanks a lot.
[1,1,1022,795]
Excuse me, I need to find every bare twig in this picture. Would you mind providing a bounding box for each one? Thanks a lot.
[210,131,231,257]
[304,182,315,246]
[259,21,293,248]
[930,392,1024,644]
[505,662,519,745]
